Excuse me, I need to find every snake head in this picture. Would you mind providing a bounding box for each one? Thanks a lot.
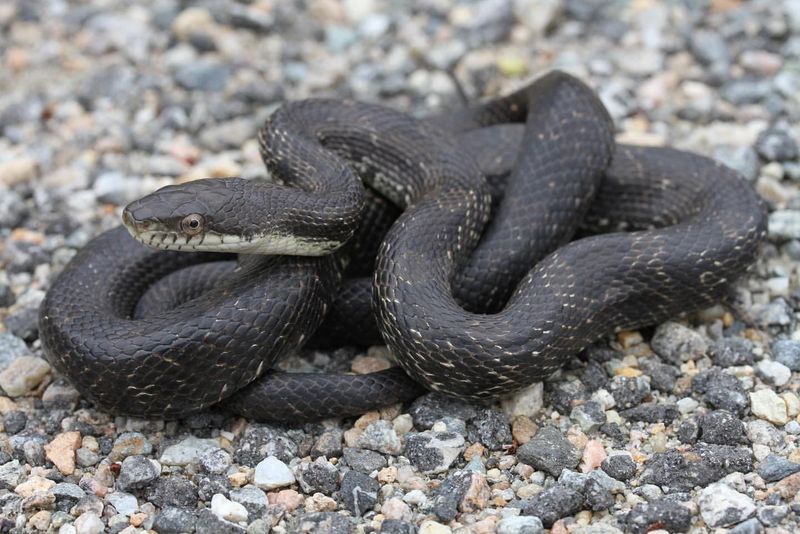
[122,178,241,252]
[122,177,346,255]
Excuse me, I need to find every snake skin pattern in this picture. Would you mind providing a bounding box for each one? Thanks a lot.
[39,71,767,421]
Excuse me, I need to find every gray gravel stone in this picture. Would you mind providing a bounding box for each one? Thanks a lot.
[558,470,616,511]
[229,485,268,518]
[52,482,86,511]
[199,448,232,475]
[41,379,81,409]
[746,420,784,447]
[197,473,231,501]
[677,419,701,444]
[755,127,799,162]
[0,459,25,490]
[436,416,467,436]
[296,457,339,495]
[712,145,761,181]
[601,453,636,482]
[195,507,246,534]
[692,369,749,416]
[699,482,755,528]
[466,409,511,450]
[3,410,27,434]
[151,507,198,534]
[311,429,344,459]
[545,380,587,414]
[709,337,756,367]
[690,29,730,66]
[651,322,707,364]
[698,409,748,444]
[403,431,465,474]
[521,484,584,528]
[728,517,764,534]
[431,469,473,522]
[0,190,27,229]
[639,444,752,491]
[755,359,792,386]
[342,447,387,473]
[772,339,800,370]
[721,79,772,105]
[408,393,479,430]
[516,426,580,477]
[234,425,297,466]
[72,494,104,516]
[621,403,678,424]
[116,455,160,491]
[174,61,231,91]
[291,511,352,533]
[144,475,198,508]
[0,281,14,308]
[570,400,606,432]
[496,515,544,534]
[756,504,789,527]
[10,432,46,465]
[608,376,650,410]
[339,470,379,516]
[638,358,680,392]
[758,454,800,482]
[356,419,402,455]
[3,305,39,342]
[93,171,140,205]
[626,499,692,534]
[380,519,417,534]
[769,211,800,240]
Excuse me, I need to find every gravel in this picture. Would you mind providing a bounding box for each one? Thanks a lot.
[2,0,799,532]
[516,426,580,477]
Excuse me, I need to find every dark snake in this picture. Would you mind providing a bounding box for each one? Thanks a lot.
[38,71,767,421]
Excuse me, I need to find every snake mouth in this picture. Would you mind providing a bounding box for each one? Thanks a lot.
[125,224,344,255]
[125,227,241,252]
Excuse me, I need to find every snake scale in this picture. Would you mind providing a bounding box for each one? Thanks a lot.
[38,71,767,421]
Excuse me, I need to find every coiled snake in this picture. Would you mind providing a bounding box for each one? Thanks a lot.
[39,71,766,421]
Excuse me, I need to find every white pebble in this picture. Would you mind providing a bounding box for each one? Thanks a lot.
[211,493,248,522]
[419,520,452,534]
[106,491,138,516]
[750,389,789,425]
[677,397,699,414]
[74,512,103,534]
[402,489,428,506]
[253,456,295,490]
[159,436,219,466]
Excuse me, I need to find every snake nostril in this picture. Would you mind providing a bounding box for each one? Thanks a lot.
[122,209,133,227]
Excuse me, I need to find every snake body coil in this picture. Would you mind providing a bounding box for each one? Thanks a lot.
[39,72,766,421]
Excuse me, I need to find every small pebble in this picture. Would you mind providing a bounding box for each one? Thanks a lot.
[699,482,756,527]
[0,356,50,397]
[750,389,790,425]
[253,456,294,490]
[211,493,248,522]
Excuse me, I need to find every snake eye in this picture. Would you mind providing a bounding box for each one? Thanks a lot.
[180,214,204,235]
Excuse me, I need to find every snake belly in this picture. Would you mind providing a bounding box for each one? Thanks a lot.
[38,71,767,421]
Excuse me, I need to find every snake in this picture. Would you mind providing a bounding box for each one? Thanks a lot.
[38,71,767,421]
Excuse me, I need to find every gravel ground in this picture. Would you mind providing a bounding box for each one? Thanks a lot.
[2,0,800,533]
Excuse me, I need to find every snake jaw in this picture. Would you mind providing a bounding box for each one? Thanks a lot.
[123,218,344,255]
